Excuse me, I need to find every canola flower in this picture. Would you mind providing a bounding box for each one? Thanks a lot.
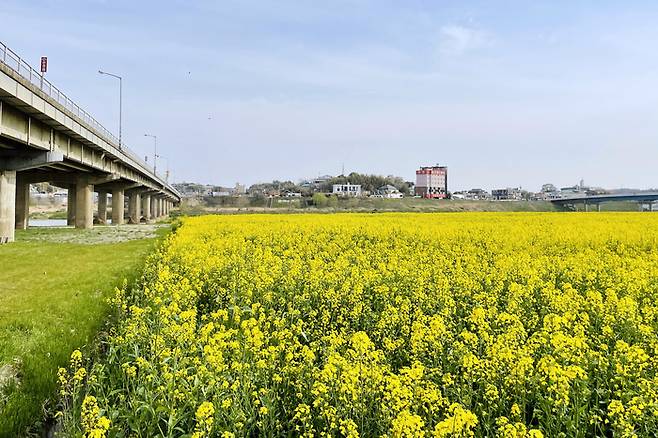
[60,213,658,436]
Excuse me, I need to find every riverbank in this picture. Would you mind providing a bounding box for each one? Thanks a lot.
[178,197,563,216]
[0,225,168,436]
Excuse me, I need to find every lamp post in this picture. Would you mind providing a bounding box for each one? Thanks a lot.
[144,133,157,173]
[159,155,170,182]
[98,70,122,149]
[153,153,170,181]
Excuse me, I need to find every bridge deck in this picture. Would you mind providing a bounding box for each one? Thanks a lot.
[0,41,179,242]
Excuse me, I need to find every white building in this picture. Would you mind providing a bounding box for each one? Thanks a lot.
[376,184,403,198]
[332,183,362,197]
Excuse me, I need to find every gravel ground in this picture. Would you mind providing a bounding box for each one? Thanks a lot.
[17,224,167,244]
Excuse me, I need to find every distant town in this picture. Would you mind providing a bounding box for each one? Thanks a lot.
[166,164,656,202]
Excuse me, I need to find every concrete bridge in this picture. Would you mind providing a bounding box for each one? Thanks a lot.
[0,42,180,242]
[550,192,658,211]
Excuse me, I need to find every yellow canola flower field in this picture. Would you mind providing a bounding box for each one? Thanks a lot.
[61,213,658,437]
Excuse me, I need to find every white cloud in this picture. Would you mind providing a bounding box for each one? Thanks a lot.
[438,25,492,55]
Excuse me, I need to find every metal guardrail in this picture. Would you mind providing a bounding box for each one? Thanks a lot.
[0,41,120,145]
[0,41,178,196]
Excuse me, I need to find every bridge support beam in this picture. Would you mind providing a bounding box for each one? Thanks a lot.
[67,185,76,226]
[75,176,94,229]
[112,189,125,225]
[97,191,108,224]
[142,194,151,223]
[128,192,141,224]
[0,170,17,243]
[15,176,29,230]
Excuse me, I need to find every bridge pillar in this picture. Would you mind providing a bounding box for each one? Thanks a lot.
[97,191,108,224]
[597,204,601,212]
[75,176,94,229]
[142,194,151,223]
[15,175,29,230]
[0,170,17,243]
[67,184,76,226]
[112,189,124,225]
[128,192,141,224]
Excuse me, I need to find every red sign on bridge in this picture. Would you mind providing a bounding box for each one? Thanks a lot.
[40,57,47,73]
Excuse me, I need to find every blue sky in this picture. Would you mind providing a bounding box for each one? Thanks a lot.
[3,0,658,190]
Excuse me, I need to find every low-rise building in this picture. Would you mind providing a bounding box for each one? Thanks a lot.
[375,184,403,198]
[492,187,522,200]
[467,188,490,200]
[332,183,362,197]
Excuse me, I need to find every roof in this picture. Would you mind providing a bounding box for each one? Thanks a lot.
[378,184,399,192]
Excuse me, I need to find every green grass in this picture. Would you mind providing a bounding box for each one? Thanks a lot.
[0,226,167,437]
[179,197,562,215]
[329,197,559,212]
[28,210,67,220]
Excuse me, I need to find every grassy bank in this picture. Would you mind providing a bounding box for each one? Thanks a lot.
[28,209,67,220]
[178,196,561,216]
[0,226,167,436]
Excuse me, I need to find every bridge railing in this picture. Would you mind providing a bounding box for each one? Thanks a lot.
[0,41,178,196]
[0,41,120,146]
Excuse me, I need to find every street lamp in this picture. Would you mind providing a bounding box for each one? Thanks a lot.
[98,70,122,149]
[144,133,157,173]
[158,155,170,182]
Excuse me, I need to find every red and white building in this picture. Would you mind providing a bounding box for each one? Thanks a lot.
[415,165,448,199]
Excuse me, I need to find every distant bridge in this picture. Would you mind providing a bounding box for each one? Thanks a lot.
[550,192,658,211]
[0,42,181,242]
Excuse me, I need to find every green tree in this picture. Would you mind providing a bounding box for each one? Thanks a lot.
[319,172,409,194]
[312,193,328,207]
